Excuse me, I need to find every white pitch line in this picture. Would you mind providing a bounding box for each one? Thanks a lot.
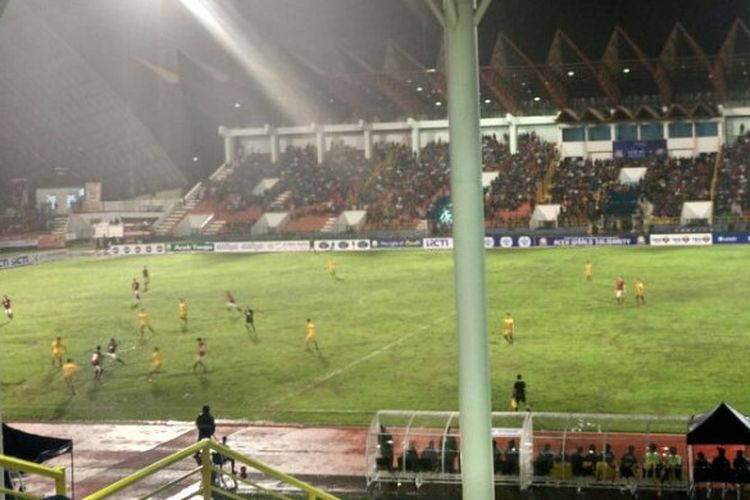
[266,314,451,408]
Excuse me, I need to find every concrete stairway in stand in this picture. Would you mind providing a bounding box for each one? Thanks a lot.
[153,199,198,237]
[50,216,69,238]
[202,219,226,235]
[269,190,291,211]
[320,216,337,233]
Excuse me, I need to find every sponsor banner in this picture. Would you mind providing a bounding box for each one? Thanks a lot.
[107,244,166,256]
[649,233,713,246]
[491,235,535,248]
[215,240,310,253]
[713,233,750,245]
[422,237,454,249]
[613,139,667,159]
[0,255,31,269]
[536,235,639,247]
[0,239,38,250]
[369,238,423,250]
[314,239,371,252]
[166,242,215,252]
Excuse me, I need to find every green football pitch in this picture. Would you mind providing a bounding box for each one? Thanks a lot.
[0,246,748,425]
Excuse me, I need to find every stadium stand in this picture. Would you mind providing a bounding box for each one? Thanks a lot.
[716,132,750,217]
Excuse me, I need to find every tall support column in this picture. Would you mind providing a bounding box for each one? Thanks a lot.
[219,126,235,164]
[508,115,518,155]
[269,128,280,164]
[430,0,494,499]
[315,128,325,164]
[363,127,373,160]
[408,118,421,158]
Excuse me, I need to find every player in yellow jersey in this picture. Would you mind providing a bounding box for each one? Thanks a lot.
[138,308,155,337]
[178,298,188,329]
[327,258,337,281]
[148,347,164,381]
[634,278,646,305]
[305,318,319,352]
[62,358,78,394]
[51,336,66,367]
[584,261,593,281]
[503,312,515,345]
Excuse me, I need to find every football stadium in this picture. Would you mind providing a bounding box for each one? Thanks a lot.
[1,0,750,499]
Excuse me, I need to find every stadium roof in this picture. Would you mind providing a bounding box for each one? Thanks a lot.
[1,0,749,198]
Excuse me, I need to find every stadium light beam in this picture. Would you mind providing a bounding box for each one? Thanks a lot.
[179,0,321,123]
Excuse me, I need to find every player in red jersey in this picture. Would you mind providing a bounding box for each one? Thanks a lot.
[225,291,240,312]
[2,295,12,320]
[615,276,626,305]
[131,278,141,305]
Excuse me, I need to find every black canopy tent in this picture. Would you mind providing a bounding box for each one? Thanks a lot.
[2,423,73,497]
[2,424,72,462]
[687,402,750,445]
[686,402,750,485]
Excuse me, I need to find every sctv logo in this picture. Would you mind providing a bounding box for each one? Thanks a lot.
[423,238,453,249]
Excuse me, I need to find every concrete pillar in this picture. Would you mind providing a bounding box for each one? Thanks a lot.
[316,128,325,164]
[508,115,518,155]
[269,128,279,164]
[408,118,421,158]
[223,134,235,164]
[442,0,495,498]
[364,128,373,160]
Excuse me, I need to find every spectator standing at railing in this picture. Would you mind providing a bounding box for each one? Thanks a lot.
[196,405,216,441]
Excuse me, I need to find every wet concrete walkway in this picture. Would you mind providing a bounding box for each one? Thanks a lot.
[12,421,368,498]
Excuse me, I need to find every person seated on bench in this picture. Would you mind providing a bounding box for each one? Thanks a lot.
[595,444,616,480]
[492,439,504,474]
[571,446,586,477]
[419,440,438,472]
[503,439,519,475]
[441,428,459,473]
[397,441,418,472]
[534,443,555,476]
[619,445,638,480]
[376,425,394,471]
[663,446,682,481]
[582,443,600,476]
[711,447,731,485]
[643,443,662,479]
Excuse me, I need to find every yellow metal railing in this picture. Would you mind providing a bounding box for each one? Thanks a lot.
[0,454,66,499]
[82,438,339,500]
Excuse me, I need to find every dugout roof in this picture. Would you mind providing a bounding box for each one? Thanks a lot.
[687,402,750,445]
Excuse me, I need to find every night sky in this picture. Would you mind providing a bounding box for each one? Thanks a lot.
[235,0,750,70]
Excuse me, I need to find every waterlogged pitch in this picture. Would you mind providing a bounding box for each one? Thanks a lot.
[0,246,748,424]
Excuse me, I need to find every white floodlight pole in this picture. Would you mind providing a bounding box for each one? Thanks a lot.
[425,1,495,499]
